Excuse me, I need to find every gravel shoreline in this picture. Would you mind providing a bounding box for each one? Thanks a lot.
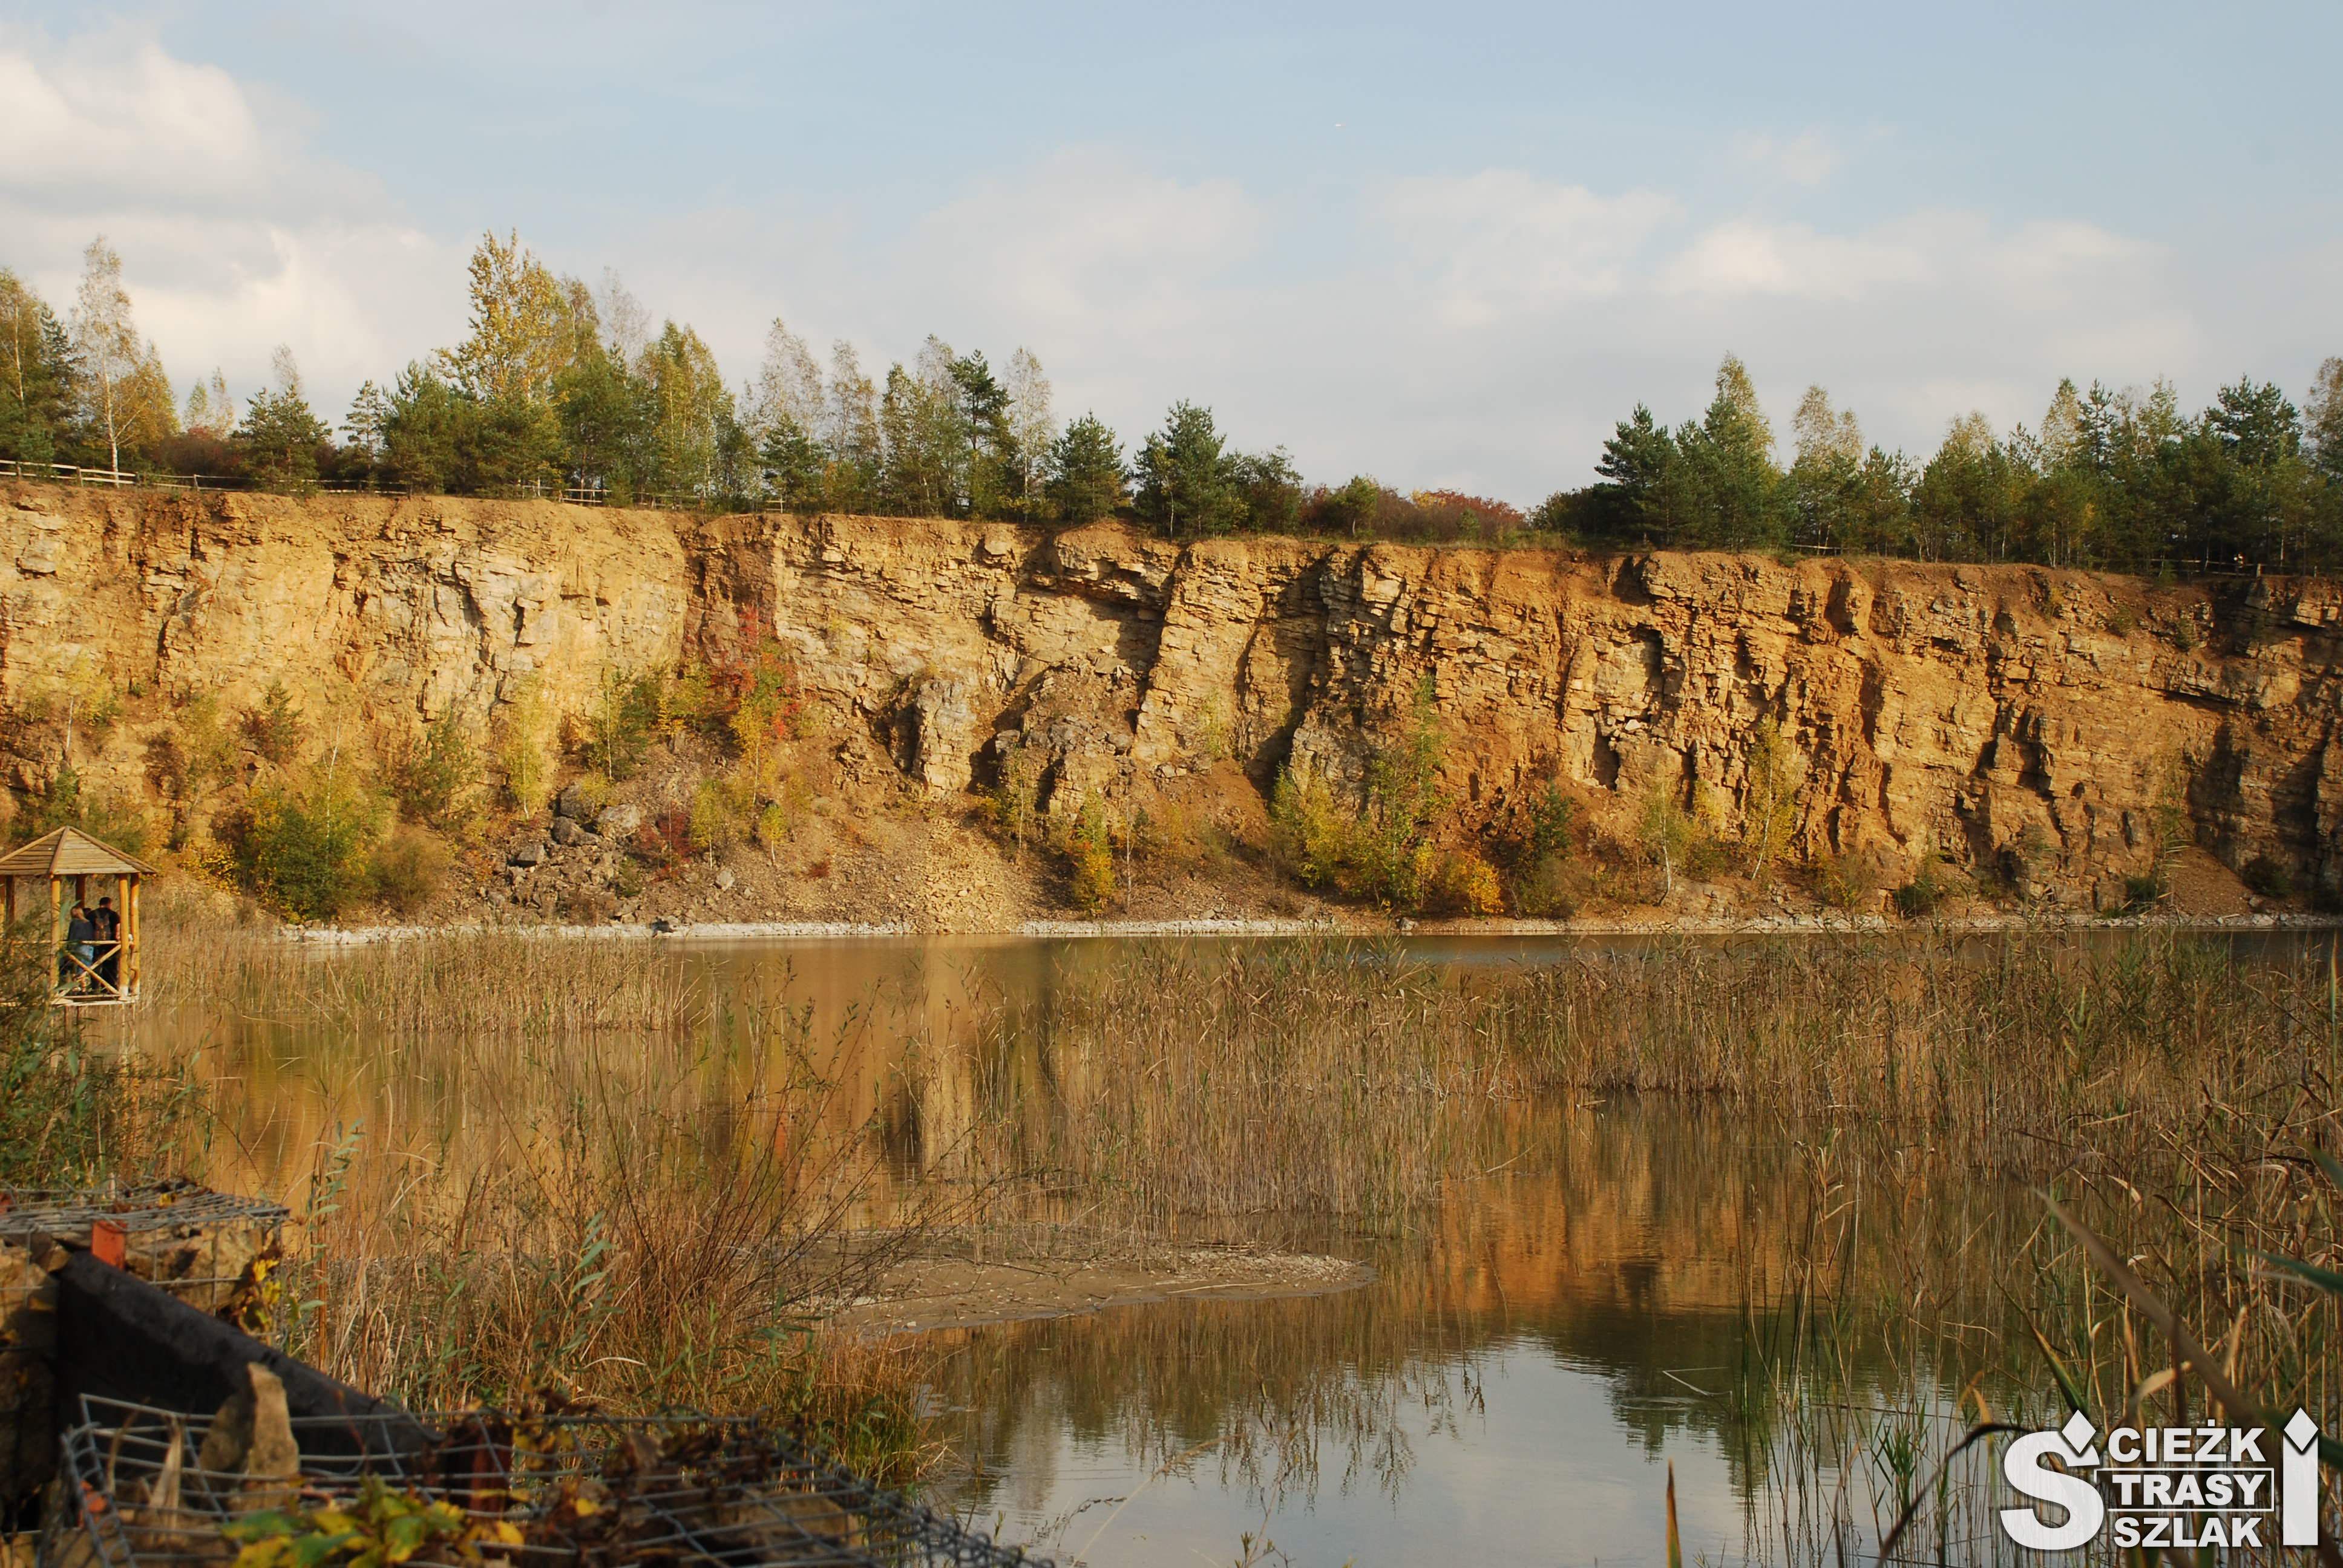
[280,910,2343,944]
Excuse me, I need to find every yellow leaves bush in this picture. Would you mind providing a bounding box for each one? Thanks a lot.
[1436,850,1504,916]
[224,1474,497,1568]
[1064,791,1117,912]
[1267,760,1346,889]
[495,676,557,815]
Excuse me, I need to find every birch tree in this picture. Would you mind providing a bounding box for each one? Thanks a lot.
[824,341,880,509]
[638,321,735,498]
[752,317,825,437]
[1006,347,1054,514]
[441,230,568,405]
[2307,358,2343,482]
[0,271,73,465]
[0,272,44,414]
[184,370,235,436]
[71,238,142,472]
[597,270,651,364]
[1791,385,1863,468]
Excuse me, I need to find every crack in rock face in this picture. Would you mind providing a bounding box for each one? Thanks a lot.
[7,485,2341,910]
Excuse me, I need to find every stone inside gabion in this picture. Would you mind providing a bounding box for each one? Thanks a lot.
[0,1186,288,1520]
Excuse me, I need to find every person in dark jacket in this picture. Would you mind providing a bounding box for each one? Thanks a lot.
[64,903,96,992]
[93,895,122,990]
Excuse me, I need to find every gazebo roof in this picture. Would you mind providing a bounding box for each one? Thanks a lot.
[0,826,157,878]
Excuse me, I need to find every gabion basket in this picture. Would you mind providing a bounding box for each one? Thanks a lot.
[48,1396,1049,1568]
[2,1183,287,1524]
[0,1181,287,1318]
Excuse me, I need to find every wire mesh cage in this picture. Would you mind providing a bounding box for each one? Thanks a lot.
[2,1183,289,1523]
[0,1182,287,1319]
[49,1396,1050,1568]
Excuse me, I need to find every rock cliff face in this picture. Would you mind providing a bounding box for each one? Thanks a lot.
[8,481,2343,911]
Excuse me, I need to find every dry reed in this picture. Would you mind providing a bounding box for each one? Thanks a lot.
[85,908,2343,1547]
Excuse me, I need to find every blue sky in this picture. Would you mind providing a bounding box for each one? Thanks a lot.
[4,1,2339,498]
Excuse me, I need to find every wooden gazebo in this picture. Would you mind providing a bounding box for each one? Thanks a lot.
[0,826,156,1005]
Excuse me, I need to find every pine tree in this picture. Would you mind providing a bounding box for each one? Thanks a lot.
[1135,402,1240,537]
[237,346,329,490]
[1048,414,1127,523]
[0,270,76,464]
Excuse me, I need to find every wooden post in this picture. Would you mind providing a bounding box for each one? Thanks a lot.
[126,874,140,999]
[48,875,59,996]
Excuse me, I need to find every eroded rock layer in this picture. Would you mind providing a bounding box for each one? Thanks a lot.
[8,483,2341,907]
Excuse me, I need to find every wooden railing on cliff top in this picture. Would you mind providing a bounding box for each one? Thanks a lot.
[0,458,710,512]
[0,457,2290,580]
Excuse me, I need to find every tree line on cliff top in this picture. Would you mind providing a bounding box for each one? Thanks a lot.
[5,232,2343,571]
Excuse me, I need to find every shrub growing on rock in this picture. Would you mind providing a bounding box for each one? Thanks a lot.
[1267,760,1345,889]
[1065,791,1117,912]
[389,711,478,830]
[1435,849,1504,916]
[2243,852,2295,899]
[372,825,449,915]
[232,765,387,921]
[585,667,661,780]
[496,677,557,815]
[244,681,306,765]
[1893,859,1952,918]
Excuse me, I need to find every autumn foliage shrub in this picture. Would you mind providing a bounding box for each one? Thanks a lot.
[230,766,387,921]
[1064,792,1117,912]
[1435,850,1504,915]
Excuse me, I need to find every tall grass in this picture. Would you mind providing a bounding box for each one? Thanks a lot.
[966,932,2339,1213]
[103,900,995,1482]
[0,918,193,1184]
[74,909,2343,1541]
[143,903,706,1038]
[277,1019,956,1481]
[952,930,2341,1559]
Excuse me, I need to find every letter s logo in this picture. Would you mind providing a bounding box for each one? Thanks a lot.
[2002,1422,2105,1551]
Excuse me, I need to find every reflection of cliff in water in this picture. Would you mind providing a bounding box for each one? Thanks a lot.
[121,930,2040,1553]
[929,1099,2021,1520]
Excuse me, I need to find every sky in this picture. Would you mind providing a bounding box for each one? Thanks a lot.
[4,1,2339,501]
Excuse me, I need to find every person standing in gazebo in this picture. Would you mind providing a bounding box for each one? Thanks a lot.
[93,895,122,990]
[64,903,96,993]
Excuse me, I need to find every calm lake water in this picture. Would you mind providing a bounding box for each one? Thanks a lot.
[127,932,2135,1566]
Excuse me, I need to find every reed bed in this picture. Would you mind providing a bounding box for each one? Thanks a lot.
[958,930,2342,1558]
[97,905,991,1482]
[968,931,2341,1211]
[276,1021,955,1483]
[72,913,2343,1551]
[139,890,709,1037]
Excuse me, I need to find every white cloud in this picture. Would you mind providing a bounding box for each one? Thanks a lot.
[908,149,1265,343]
[1380,171,1679,325]
[0,27,266,201]
[1729,129,1841,188]
[1661,218,1931,299]
[0,22,463,416]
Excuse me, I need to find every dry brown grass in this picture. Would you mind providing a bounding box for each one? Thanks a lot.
[111,897,978,1481]
[957,929,2343,1552]
[141,892,704,1038]
[280,1026,952,1481]
[81,907,2343,1538]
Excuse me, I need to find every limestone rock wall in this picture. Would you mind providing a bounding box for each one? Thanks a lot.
[8,482,2342,907]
